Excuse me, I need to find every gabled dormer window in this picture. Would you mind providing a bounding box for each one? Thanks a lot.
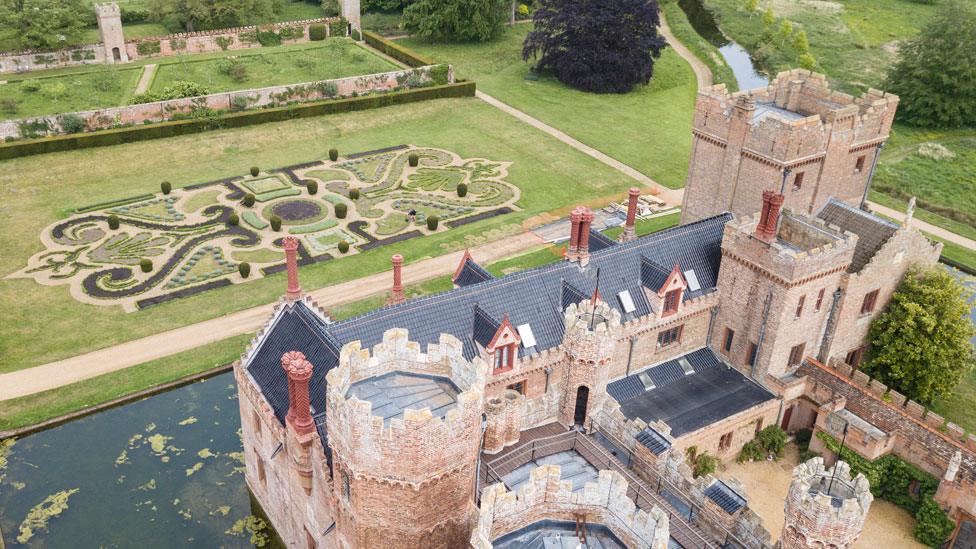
[494,344,515,371]
[663,289,681,315]
[488,313,520,374]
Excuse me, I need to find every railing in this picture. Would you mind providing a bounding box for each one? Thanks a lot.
[591,419,770,549]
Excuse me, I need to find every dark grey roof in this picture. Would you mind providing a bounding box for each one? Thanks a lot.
[704,480,747,514]
[560,280,587,311]
[640,256,673,293]
[245,214,732,437]
[609,348,775,437]
[817,198,898,273]
[473,305,500,349]
[635,426,672,455]
[455,258,494,287]
[588,228,618,253]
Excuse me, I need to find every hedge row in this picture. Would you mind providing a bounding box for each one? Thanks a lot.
[362,30,435,68]
[0,81,476,159]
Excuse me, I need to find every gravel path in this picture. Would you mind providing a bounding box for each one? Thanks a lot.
[134,64,157,95]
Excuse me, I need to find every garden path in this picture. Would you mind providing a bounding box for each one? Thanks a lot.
[134,64,157,95]
[0,231,544,401]
[659,11,713,91]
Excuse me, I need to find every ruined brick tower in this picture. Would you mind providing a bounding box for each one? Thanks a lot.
[95,3,128,64]
[560,298,621,428]
[682,70,898,223]
[325,328,487,548]
[779,457,873,548]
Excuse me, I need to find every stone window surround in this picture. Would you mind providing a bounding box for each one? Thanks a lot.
[860,289,879,315]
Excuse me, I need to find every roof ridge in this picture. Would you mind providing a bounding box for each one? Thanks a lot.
[819,197,900,230]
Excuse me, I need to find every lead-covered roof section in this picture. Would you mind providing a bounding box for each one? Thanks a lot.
[816,198,898,273]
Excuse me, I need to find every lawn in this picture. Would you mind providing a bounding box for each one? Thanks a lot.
[150,40,397,95]
[0,97,634,373]
[0,67,143,119]
[701,0,941,93]
[931,358,976,434]
[397,24,698,189]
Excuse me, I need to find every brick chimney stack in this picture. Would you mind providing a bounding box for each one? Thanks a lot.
[283,236,301,300]
[621,188,640,242]
[577,207,595,265]
[389,254,404,305]
[281,350,315,437]
[755,190,785,242]
[567,207,583,261]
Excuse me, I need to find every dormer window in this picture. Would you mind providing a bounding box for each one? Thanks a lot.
[494,343,515,371]
[485,313,520,374]
[663,289,681,315]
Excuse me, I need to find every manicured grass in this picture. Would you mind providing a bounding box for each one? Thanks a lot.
[0,333,253,432]
[397,25,698,189]
[150,40,397,95]
[0,68,143,118]
[660,0,737,90]
[931,368,976,434]
[0,97,634,373]
[602,212,681,241]
[701,0,940,92]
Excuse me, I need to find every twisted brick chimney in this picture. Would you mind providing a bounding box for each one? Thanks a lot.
[577,207,595,265]
[389,254,404,305]
[755,190,785,242]
[281,350,315,437]
[283,236,301,300]
[567,207,584,260]
[621,187,640,242]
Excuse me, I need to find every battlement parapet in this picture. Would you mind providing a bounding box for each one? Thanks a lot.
[471,465,669,549]
[787,457,872,524]
[94,2,121,16]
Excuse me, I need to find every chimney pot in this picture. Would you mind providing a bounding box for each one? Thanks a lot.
[283,236,301,300]
[281,350,315,436]
[755,190,785,242]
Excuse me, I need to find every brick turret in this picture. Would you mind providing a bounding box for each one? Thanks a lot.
[560,298,621,428]
[779,457,872,548]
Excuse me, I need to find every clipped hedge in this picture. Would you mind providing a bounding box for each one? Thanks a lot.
[363,30,435,67]
[0,82,476,160]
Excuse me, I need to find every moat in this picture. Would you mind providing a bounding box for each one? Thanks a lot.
[677,0,770,90]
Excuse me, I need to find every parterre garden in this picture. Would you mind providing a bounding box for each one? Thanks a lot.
[15,145,518,311]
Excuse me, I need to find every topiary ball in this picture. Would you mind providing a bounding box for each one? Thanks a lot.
[306,180,318,195]
[250,166,260,177]
[161,181,172,195]
[243,193,256,207]
[270,215,282,231]
[329,148,338,161]
[408,153,419,167]
[427,215,440,230]
[335,203,347,219]
[239,262,251,278]
[227,213,240,226]
[337,240,350,254]
[107,214,120,230]
[457,183,468,197]
[140,258,153,273]
[349,188,360,200]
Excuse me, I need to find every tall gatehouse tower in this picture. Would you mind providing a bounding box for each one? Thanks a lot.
[779,457,873,548]
[325,329,486,548]
[682,70,898,224]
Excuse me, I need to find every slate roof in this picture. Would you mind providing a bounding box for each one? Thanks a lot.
[816,198,898,273]
[704,480,747,514]
[244,214,732,439]
[608,348,775,437]
[587,228,618,253]
[454,258,494,287]
[640,257,673,295]
[635,426,672,455]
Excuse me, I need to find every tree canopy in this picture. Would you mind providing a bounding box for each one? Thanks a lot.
[402,0,508,42]
[0,0,89,50]
[147,0,277,32]
[885,0,976,128]
[864,266,975,404]
[522,0,666,93]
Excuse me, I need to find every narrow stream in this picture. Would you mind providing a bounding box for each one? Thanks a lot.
[0,373,275,548]
[676,0,770,90]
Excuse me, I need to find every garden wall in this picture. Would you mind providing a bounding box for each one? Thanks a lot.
[0,64,452,139]
[0,18,342,74]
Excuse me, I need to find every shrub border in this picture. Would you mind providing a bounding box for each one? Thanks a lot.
[0,81,476,160]
[362,30,434,67]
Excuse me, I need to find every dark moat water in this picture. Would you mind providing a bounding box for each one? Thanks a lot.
[0,373,275,548]
[677,0,770,90]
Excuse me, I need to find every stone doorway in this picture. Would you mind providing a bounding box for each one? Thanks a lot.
[112,47,121,62]
[573,386,589,425]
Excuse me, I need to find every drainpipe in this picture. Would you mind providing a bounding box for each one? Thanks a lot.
[751,290,774,384]
[474,413,487,503]
[706,305,719,348]
[859,142,885,211]
[817,288,844,362]
[625,336,636,376]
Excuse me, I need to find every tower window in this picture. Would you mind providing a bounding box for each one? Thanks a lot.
[846,346,866,367]
[723,328,735,353]
[663,289,681,315]
[746,342,758,367]
[719,432,733,451]
[815,288,825,312]
[855,155,866,174]
[657,325,683,347]
[792,172,805,191]
[788,343,806,366]
[257,455,266,486]
[795,295,805,318]
[507,381,525,395]
[860,289,879,314]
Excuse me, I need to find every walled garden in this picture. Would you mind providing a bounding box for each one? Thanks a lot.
[13,145,518,311]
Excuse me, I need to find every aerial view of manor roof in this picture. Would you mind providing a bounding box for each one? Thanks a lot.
[0,0,974,548]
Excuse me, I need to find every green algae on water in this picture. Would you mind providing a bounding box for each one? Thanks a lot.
[16,488,80,543]
[226,515,270,547]
[178,416,198,426]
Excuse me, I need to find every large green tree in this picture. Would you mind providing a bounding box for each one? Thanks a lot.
[148,0,277,32]
[885,0,976,127]
[863,266,974,404]
[0,0,88,50]
[402,0,508,42]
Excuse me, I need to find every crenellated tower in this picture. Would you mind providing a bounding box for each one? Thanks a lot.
[779,457,873,548]
[325,328,487,548]
[560,298,621,428]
